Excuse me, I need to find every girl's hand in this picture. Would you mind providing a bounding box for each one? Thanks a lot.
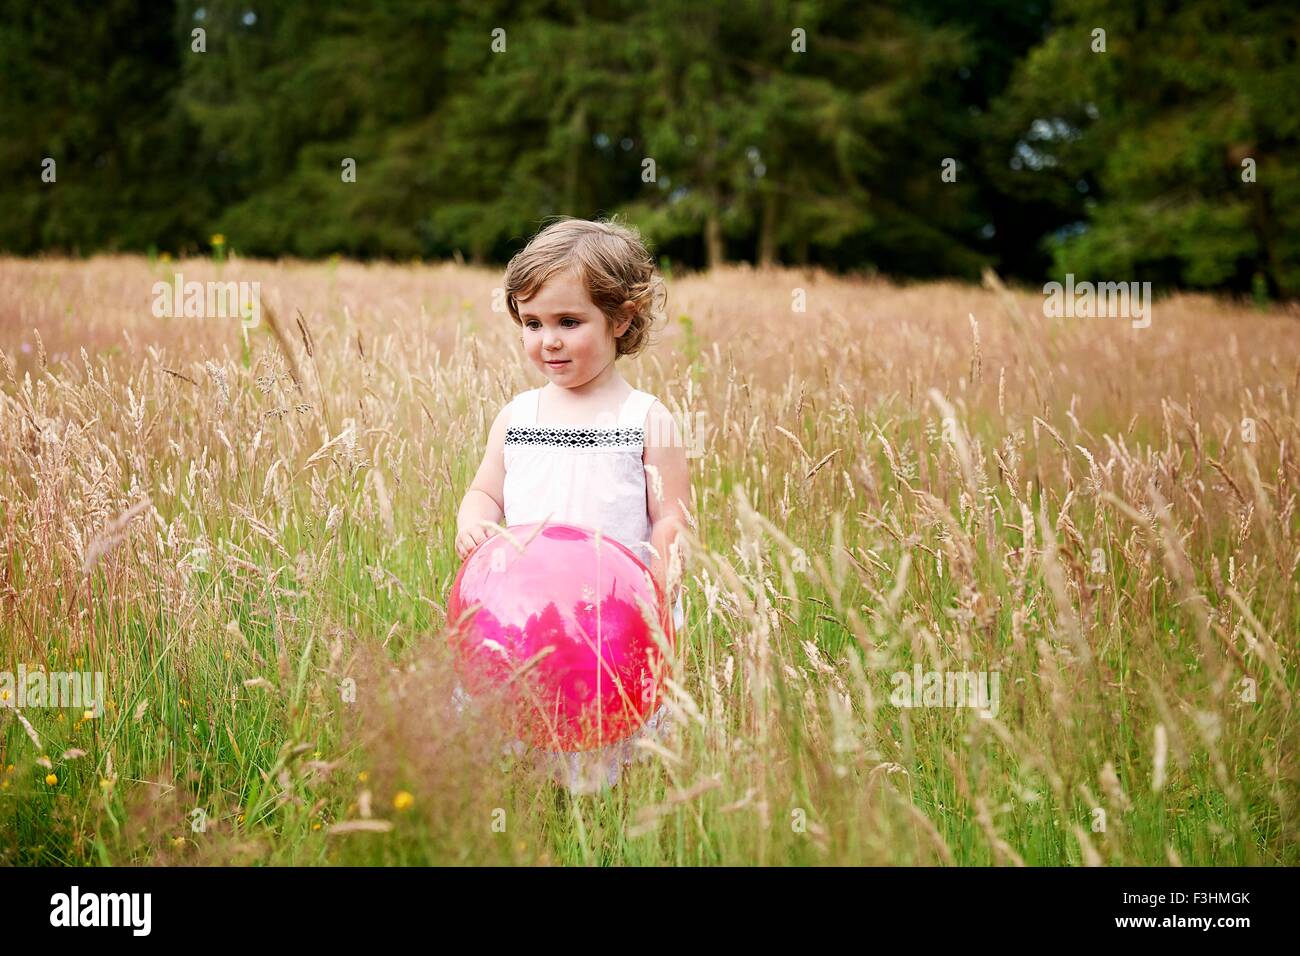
[455,522,498,560]
[649,557,678,605]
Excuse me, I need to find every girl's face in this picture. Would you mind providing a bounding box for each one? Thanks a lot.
[517,269,630,388]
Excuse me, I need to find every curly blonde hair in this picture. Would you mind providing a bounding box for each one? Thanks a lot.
[503,216,667,359]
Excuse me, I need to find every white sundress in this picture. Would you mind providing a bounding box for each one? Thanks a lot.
[489,386,682,792]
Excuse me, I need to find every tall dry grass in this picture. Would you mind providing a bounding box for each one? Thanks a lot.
[0,253,1296,865]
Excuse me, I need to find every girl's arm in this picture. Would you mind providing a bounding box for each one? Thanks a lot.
[643,401,691,605]
[455,405,510,559]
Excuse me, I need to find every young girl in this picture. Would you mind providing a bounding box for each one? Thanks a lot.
[454,216,691,793]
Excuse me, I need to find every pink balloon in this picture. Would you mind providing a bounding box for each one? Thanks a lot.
[447,523,675,751]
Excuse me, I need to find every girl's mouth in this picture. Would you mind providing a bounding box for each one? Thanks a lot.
[545,359,570,367]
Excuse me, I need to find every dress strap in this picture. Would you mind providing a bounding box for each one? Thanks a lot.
[618,389,657,428]
[509,389,541,427]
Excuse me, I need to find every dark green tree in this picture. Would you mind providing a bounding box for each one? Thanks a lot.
[177,0,461,258]
[987,0,1300,296]
[622,0,986,276]
[0,0,205,254]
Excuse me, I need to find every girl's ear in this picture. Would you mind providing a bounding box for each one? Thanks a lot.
[614,300,635,337]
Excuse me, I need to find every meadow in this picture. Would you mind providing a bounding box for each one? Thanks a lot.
[0,254,1296,865]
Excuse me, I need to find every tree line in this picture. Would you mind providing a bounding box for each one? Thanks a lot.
[1,0,1296,297]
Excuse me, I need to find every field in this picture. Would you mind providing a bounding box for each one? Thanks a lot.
[1,255,1296,866]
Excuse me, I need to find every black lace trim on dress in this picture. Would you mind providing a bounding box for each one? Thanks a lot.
[505,425,644,449]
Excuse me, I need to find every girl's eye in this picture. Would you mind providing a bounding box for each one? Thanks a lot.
[561,318,579,328]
